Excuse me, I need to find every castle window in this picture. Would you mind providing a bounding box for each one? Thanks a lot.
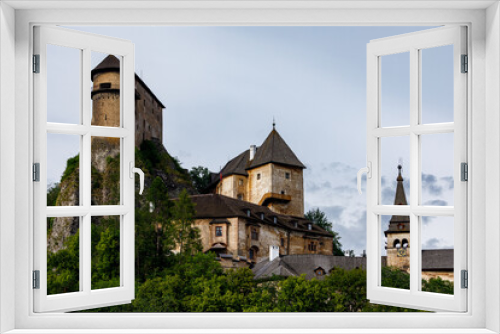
[237,194,243,200]
[285,172,290,179]
[238,179,243,186]
[260,213,264,220]
[104,114,107,120]
[280,238,285,247]
[246,209,251,217]
[393,239,401,249]
[215,226,222,237]
[307,223,312,230]
[257,173,261,180]
[402,238,409,249]
[273,216,278,224]
[99,82,111,89]
[280,190,285,195]
[249,248,255,260]
[308,242,317,252]
[315,268,325,276]
[251,228,258,240]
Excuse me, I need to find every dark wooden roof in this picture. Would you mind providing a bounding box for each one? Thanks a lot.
[91,55,165,108]
[190,194,332,237]
[253,255,367,280]
[422,249,454,271]
[220,149,251,177]
[247,129,306,170]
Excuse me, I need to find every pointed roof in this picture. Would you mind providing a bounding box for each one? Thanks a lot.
[91,55,120,80]
[388,165,410,228]
[247,129,306,170]
[220,149,251,177]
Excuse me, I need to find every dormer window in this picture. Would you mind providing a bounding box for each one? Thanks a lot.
[246,209,251,217]
[273,217,278,224]
[308,223,312,230]
[260,213,264,220]
[215,226,222,237]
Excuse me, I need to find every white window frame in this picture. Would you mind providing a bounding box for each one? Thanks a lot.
[365,26,467,312]
[33,25,136,313]
[1,1,499,333]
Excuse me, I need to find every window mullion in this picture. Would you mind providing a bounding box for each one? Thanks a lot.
[409,47,420,294]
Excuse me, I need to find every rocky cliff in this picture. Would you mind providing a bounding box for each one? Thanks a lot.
[47,139,196,253]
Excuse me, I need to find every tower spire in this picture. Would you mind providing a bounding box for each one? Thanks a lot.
[273,117,276,129]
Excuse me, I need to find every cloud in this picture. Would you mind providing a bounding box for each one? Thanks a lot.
[423,199,448,206]
[441,176,454,190]
[422,173,442,196]
[422,237,453,250]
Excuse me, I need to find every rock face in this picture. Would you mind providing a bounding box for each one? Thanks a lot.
[47,139,196,253]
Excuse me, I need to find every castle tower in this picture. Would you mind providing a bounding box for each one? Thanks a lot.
[216,126,306,217]
[384,165,410,270]
[91,55,121,128]
[90,55,165,147]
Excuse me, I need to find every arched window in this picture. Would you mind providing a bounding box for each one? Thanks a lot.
[393,239,401,249]
[402,238,409,248]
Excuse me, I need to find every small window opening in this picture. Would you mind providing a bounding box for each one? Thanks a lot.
[251,228,258,241]
[280,190,285,195]
[285,172,290,179]
[280,238,285,247]
[257,173,261,180]
[215,226,222,237]
[99,82,111,89]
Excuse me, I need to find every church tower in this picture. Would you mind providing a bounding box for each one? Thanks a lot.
[384,165,410,271]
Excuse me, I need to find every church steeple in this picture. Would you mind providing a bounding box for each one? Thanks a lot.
[388,164,410,226]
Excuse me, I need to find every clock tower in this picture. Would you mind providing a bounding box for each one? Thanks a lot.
[385,165,410,271]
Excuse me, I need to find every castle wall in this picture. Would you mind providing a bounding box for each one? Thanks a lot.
[134,79,163,146]
[269,165,304,216]
[217,175,247,200]
[422,271,454,282]
[246,164,272,206]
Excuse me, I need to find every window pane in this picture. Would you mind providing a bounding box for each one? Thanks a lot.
[380,52,410,127]
[421,45,454,124]
[381,215,410,290]
[91,136,121,205]
[380,136,410,205]
[420,216,454,294]
[92,215,121,290]
[421,133,454,206]
[47,44,81,124]
[91,52,121,127]
[47,217,80,295]
[47,133,80,206]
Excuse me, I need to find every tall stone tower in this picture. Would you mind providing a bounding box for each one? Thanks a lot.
[90,55,165,147]
[384,165,410,271]
[216,125,306,217]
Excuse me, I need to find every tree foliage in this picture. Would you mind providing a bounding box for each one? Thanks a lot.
[189,166,211,193]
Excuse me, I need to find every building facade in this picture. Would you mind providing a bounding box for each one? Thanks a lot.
[189,194,334,266]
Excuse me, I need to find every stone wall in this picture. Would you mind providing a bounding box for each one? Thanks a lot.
[385,231,410,269]
[92,72,121,127]
[247,164,272,205]
[134,79,163,146]
[422,271,454,282]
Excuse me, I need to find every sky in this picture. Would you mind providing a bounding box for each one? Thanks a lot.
[47,26,455,258]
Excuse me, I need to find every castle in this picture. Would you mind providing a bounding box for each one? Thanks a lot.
[186,127,333,266]
[91,55,164,147]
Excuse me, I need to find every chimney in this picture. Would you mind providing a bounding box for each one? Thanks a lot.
[269,245,280,262]
[249,145,257,160]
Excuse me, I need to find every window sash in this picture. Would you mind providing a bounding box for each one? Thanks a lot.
[33,25,136,313]
[366,26,468,312]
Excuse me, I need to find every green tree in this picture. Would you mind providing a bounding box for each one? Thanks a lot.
[47,232,80,295]
[172,189,202,257]
[305,208,343,256]
[189,166,211,193]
